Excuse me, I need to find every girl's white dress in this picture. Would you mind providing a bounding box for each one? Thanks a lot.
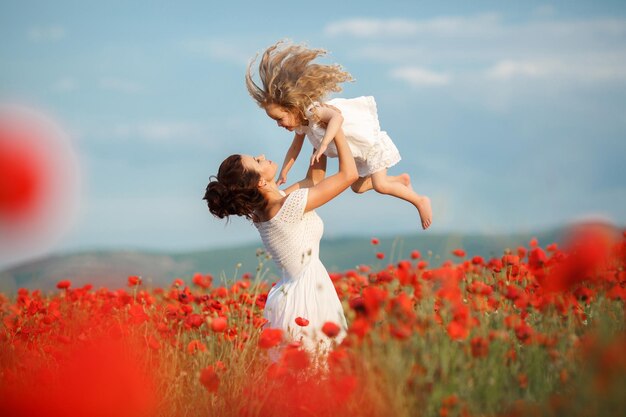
[254,188,347,361]
[295,96,401,178]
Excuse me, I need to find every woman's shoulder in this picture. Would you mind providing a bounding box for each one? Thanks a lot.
[254,189,308,226]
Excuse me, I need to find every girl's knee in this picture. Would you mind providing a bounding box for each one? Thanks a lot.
[351,183,366,194]
[372,180,389,194]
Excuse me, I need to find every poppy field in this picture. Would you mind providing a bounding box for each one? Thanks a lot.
[1,223,625,417]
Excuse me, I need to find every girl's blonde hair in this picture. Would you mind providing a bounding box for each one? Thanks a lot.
[245,41,353,119]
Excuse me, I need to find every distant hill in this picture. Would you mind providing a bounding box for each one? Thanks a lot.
[0,229,563,294]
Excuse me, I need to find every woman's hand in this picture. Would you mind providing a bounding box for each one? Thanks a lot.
[276,170,288,186]
[282,153,327,194]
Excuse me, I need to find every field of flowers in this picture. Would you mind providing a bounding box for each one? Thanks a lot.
[1,223,625,417]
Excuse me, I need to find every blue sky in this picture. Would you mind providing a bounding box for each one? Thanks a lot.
[1,1,625,268]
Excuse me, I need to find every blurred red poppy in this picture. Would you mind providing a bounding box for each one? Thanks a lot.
[258,328,283,349]
[322,321,341,338]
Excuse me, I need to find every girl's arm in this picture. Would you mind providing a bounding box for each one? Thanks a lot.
[305,126,358,212]
[283,151,327,194]
[278,133,305,185]
[310,105,344,165]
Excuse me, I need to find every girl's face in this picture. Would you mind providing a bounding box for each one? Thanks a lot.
[265,104,301,131]
[241,154,277,183]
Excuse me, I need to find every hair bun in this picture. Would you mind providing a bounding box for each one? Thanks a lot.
[204,178,231,219]
[203,154,267,221]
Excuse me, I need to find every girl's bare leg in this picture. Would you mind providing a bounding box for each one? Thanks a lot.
[370,169,432,230]
[351,174,410,194]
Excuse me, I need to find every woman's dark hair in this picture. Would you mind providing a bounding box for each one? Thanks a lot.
[203,154,267,221]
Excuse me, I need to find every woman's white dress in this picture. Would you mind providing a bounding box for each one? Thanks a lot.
[294,96,401,178]
[254,188,347,360]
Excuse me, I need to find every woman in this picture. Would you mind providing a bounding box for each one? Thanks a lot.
[203,128,358,360]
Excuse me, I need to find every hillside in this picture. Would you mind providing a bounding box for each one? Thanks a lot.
[0,229,562,293]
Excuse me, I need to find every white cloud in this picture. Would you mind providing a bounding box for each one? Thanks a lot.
[51,77,79,93]
[486,60,552,80]
[325,18,421,37]
[533,5,556,18]
[27,25,66,43]
[325,14,502,38]
[486,59,626,81]
[110,121,207,142]
[328,14,626,93]
[99,77,142,93]
[390,67,450,86]
[180,38,252,64]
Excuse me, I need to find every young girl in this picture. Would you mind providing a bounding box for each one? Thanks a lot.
[246,41,432,230]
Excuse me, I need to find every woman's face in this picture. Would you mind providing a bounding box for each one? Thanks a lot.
[241,154,277,182]
[265,104,301,131]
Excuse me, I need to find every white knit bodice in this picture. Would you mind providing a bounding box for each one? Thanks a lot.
[254,188,323,279]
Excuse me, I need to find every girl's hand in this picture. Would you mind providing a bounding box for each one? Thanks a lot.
[276,171,288,186]
[310,144,327,166]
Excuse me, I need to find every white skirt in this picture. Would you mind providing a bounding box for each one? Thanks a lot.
[263,258,348,362]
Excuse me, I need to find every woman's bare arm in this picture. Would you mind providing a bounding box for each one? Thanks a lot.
[305,127,357,212]
[283,151,327,195]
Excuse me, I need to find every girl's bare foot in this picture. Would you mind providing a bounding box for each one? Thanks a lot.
[415,196,432,230]
[391,173,411,188]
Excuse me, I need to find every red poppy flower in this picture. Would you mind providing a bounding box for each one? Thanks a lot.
[322,321,341,338]
[212,286,228,298]
[517,373,528,389]
[185,314,204,329]
[371,237,379,245]
[390,323,412,340]
[376,252,385,260]
[127,276,141,286]
[295,317,309,327]
[470,336,489,358]
[362,286,388,319]
[147,335,161,350]
[528,247,547,270]
[410,250,421,259]
[514,322,533,344]
[128,304,149,324]
[442,395,459,407]
[280,346,309,371]
[211,317,227,332]
[258,328,283,349]
[187,340,207,354]
[200,366,219,392]
[446,320,469,340]
[349,317,371,339]
[546,243,558,252]
[192,273,212,289]
[56,280,71,289]
[502,254,519,266]
[452,248,466,258]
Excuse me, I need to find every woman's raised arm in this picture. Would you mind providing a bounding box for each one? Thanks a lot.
[283,152,328,195]
[304,127,358,212]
